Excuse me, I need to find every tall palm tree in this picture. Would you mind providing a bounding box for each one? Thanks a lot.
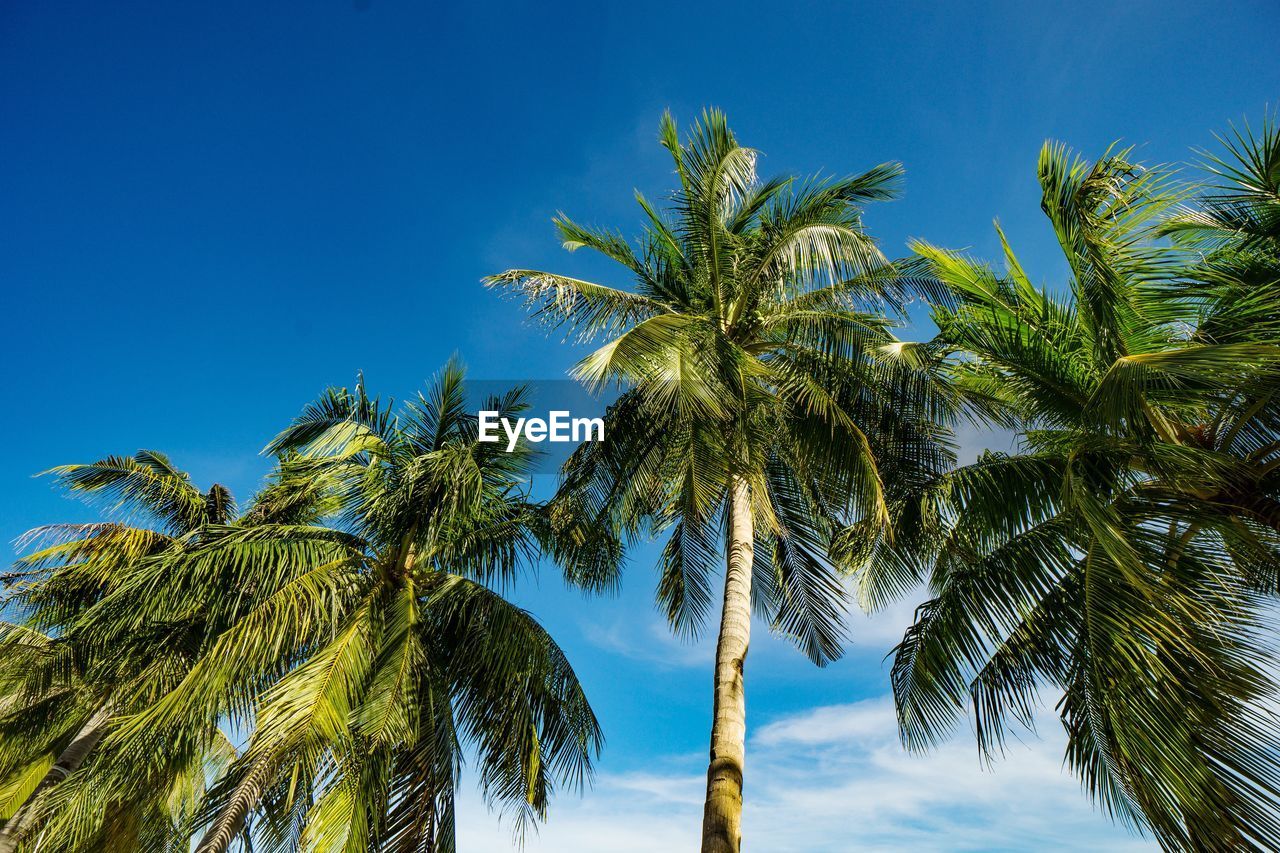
[44,364,604,853]
[488,110,954,852]
[867,140,1280,849]
[0,452,237,852]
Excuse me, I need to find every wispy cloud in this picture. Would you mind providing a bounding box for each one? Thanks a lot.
[456,692,1154,852]
[845,591,925,652]
[754,695,894,747]
[580,617,715,669]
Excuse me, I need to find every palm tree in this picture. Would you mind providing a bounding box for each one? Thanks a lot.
[51,364,605,853]
[0,452,238,852]
[488,110,954,852]
[867,139,1280,849]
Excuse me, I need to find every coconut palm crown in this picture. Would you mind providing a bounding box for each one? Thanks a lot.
[0,452,240,852]
[869,138,1280,851]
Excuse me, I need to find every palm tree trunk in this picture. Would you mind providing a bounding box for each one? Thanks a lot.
[0,705,111,853]
[701,475,753,853]
[193,757,274,853]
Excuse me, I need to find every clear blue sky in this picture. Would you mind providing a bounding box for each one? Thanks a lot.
[3,2,1277,849]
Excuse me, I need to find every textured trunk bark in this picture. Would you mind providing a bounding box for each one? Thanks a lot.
[701,475,753,853]
[193,757,275,853]
[0,705,111,853]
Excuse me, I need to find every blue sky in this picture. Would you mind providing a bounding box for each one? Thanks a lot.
[3,1,1278,849]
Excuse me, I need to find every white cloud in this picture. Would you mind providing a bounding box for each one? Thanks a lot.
[580,616,715,669]
[455,693,1155,852]
[845,592,925,651]
[754,696,893,747]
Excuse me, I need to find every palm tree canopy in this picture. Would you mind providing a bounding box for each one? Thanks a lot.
[871,137,1280,851]
[0,451,244,850]
[489,108,958,665]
